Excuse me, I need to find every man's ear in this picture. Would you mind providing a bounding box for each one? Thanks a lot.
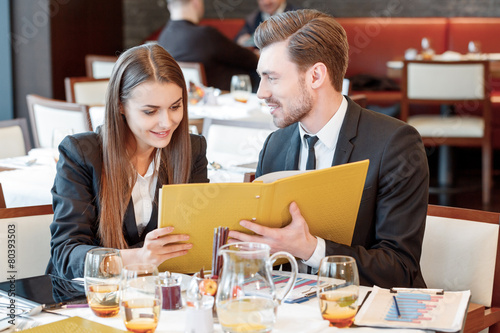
[308,62,328,89]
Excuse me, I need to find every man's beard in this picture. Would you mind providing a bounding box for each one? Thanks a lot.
[269,79,313,128]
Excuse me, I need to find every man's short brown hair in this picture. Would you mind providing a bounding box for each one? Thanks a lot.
[255,9,349,92]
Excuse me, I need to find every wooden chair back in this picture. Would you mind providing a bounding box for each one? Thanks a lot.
[64,76,109,106]
[26,94,91,148]
[401,60,492,204]
[424,204,500,332]
[178,61,207,88]
[0,184,5,209]
[85,54,117,79]
[0,204,54,281]
[0,118,32,158]
[202,118,275,170]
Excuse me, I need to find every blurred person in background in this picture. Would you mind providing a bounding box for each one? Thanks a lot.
[158,0,259,91]
[235,0,298,47]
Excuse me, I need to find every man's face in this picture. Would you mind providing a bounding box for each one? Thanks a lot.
[258,0,285,15]
[257,41,313,128]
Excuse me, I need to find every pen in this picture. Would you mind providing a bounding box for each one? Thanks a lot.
[62,303,89,309]
[393,295,401,318]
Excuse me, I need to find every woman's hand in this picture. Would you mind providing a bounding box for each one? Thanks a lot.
[120,227,192,266]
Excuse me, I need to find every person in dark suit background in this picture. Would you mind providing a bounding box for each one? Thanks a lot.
[229,9,429,288]
[235,0,298,47]
[158,0,259,91]
[47,43,209,279]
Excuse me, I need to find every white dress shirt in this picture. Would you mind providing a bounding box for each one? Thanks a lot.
[297,96,348,270]
[131,159,159,236]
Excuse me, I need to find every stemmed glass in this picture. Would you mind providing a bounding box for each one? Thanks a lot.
[230,75,252,103]
[317,256,360,328]
[120,264,161,333]
[468,40,482,59]
[84,248,123,317]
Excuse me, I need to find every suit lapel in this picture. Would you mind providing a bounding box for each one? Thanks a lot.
[284,124,301,170]
[332,97,361,166]
[123,200,140,244]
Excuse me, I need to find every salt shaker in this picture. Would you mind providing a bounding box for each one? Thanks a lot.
[185,295,214,333]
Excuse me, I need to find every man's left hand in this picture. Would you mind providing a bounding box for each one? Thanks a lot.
[228,201,317,260]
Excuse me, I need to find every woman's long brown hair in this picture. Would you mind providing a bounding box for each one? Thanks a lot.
[98,43,191,249]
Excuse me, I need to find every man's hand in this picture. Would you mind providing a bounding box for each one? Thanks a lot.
[228,202,317,260]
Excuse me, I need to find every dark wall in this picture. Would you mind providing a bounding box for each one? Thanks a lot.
[0,1,13,121]
[123,0,500,47]
[11,0,53,124]
[10,0,123,133]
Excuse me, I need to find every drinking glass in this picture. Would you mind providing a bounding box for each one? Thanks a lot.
[120,264,161,333]
[230,75,252,103]
[468,40,482,59]
[317,256,359,328]
[84,248,123,317]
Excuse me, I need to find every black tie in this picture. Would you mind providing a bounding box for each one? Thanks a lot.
[305,135,319,170]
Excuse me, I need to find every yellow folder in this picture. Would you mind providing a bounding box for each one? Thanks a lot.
[158,159,369,273]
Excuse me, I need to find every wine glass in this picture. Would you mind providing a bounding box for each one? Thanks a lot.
[120,264,161,333]
[317,256,359,328]
[468,40,482,59]
[230,74,252,103]
[84,248,123,317]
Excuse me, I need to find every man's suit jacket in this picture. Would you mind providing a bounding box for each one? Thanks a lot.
[46,132,208,279]
[158,20,259,91]
[256,97,429,288]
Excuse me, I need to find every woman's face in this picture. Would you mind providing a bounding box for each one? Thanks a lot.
[122,80,184,155]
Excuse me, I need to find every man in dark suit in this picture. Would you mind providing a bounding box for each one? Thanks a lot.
[228,9,429,288]
[158,0,259,91]
[235,0,297,47]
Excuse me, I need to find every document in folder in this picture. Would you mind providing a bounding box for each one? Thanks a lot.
[158,159,369,273]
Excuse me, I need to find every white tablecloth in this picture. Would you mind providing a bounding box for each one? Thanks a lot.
[0,149,57,208]
[4,285,428,333]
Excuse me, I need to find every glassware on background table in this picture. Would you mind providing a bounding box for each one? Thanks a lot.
[84,248,123,317]
[215,242,298,333]
[317,255,359,328]
[230,75,252,103]
[120,264,161,333]
[420,37,435,60]
[468,40,482,59]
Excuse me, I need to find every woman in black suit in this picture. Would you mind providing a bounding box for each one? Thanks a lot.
[47,43,208,279]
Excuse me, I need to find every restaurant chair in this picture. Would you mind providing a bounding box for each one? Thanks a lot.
[0,184,5,209]
[64,76,109,106]
[0,204,53,281]
[85,54,117,79]
[202,118,276,170]
[0,118,32,158]
[421,204,500,333]
[178,61,207,88]
[26,94,91,148]
[401,60,492,206]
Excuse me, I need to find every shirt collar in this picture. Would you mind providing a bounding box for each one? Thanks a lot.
[298,96,348,150]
